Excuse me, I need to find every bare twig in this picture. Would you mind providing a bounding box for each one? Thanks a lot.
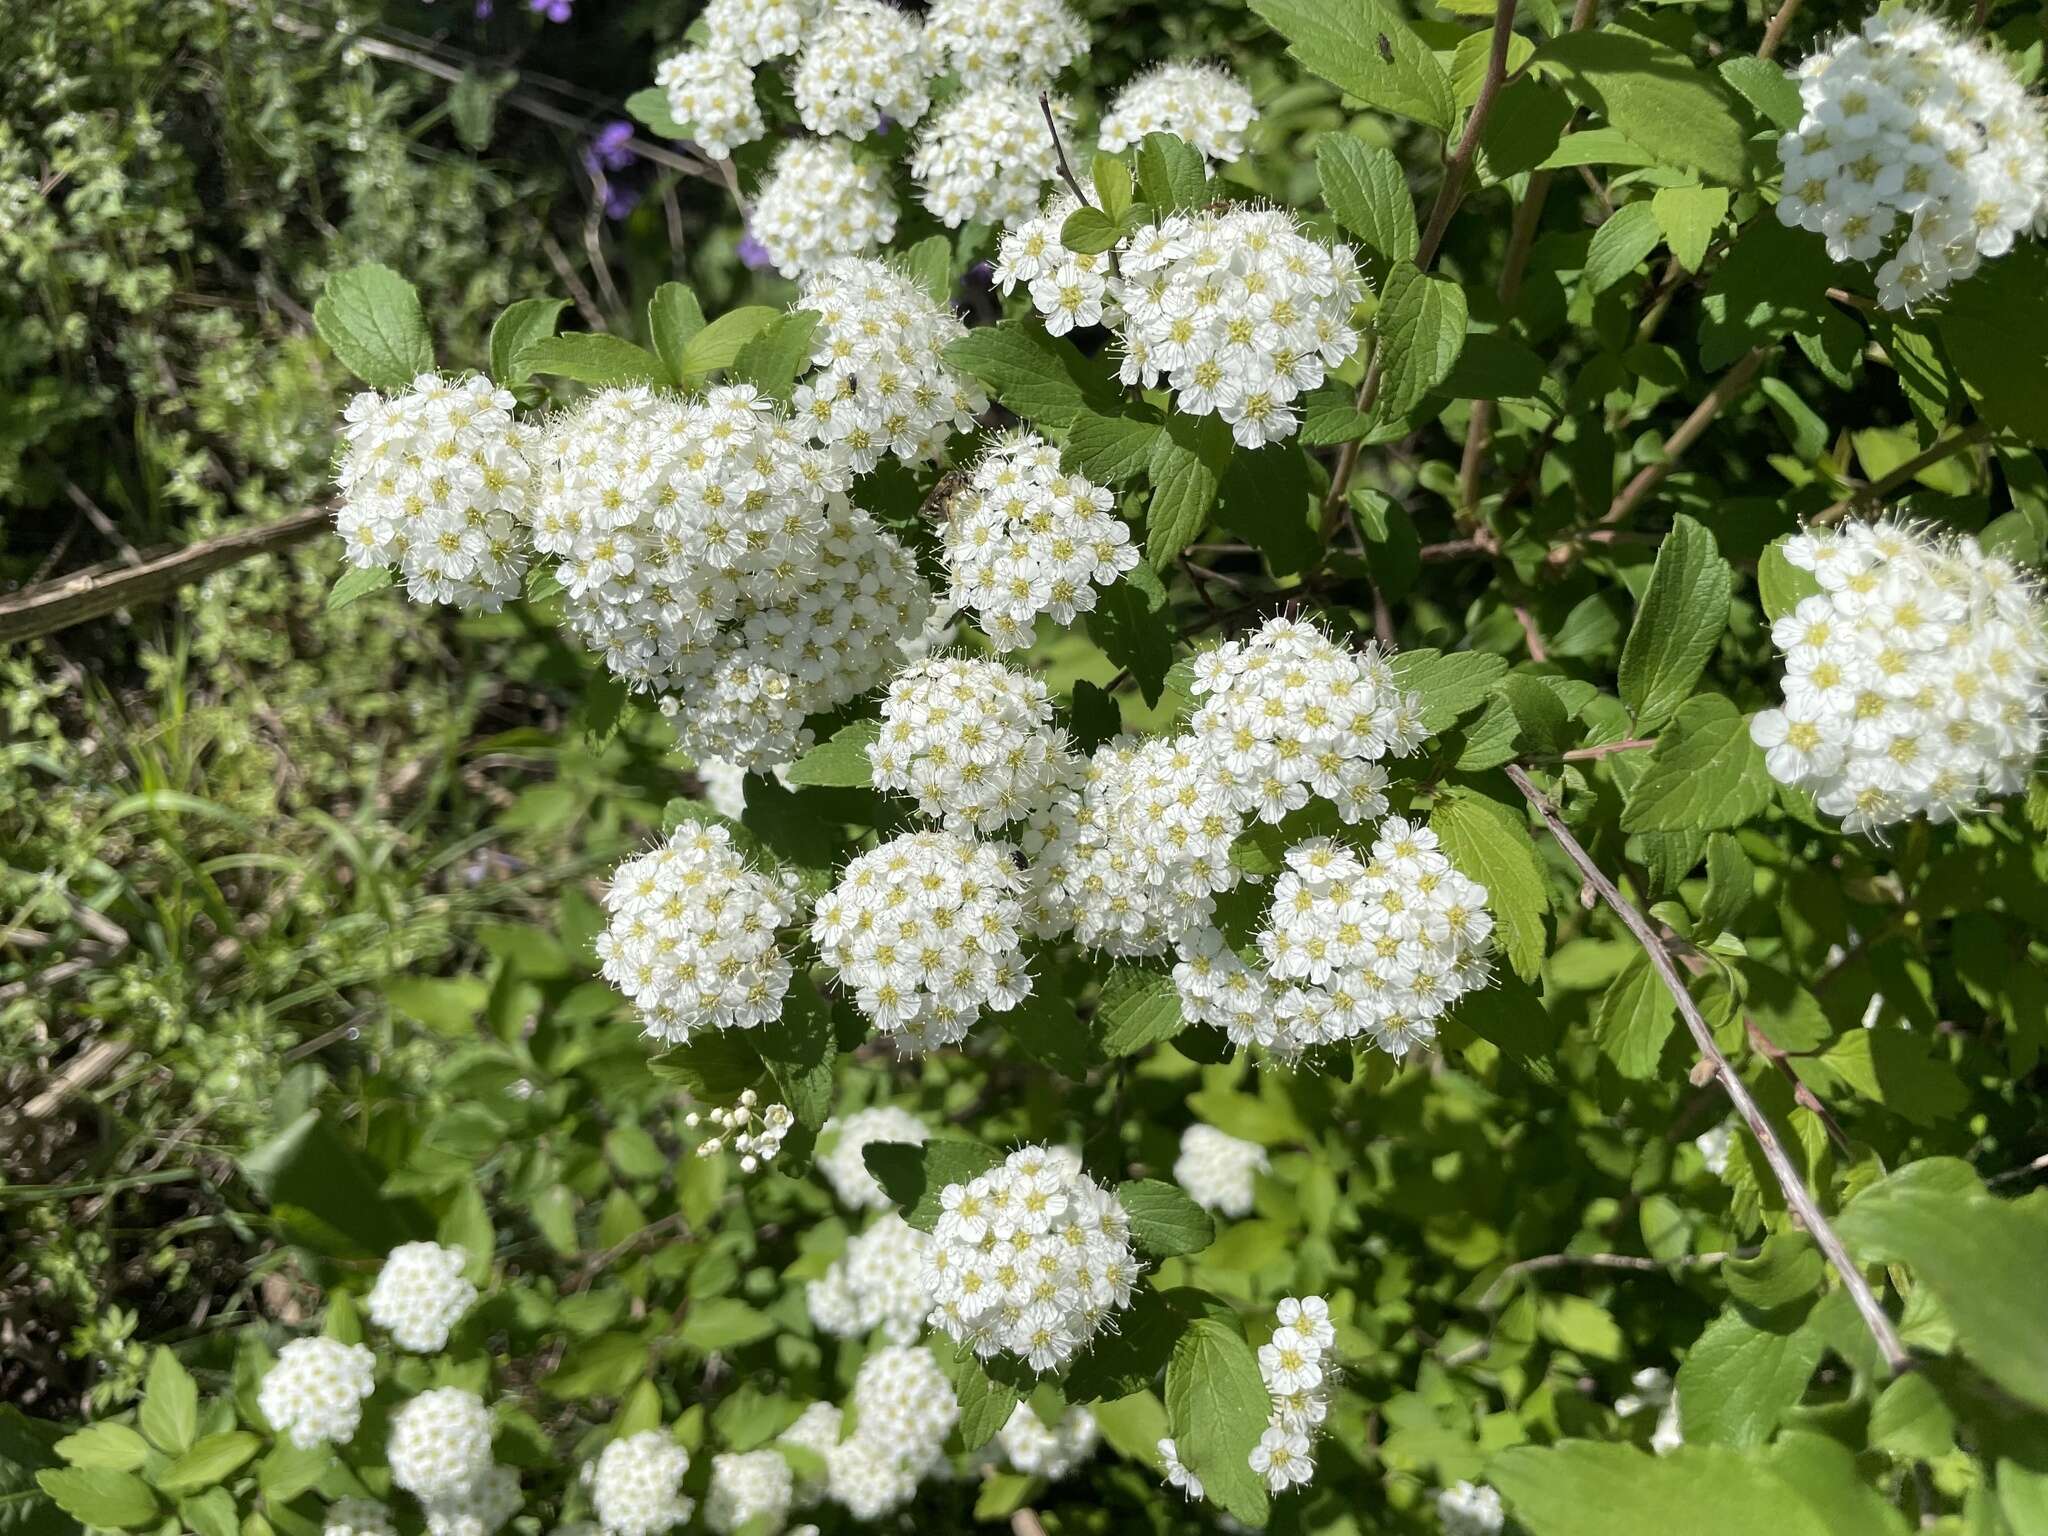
[1816,419,1994,526]
[1558,737,1657,762]
[1011,1512,1049,1536]
[1758,0,1807,60]
[564,1211,692,1292]
[1477,1248,1736,1311]
[1602,347,1769,525]
[63,480,141,567]
[1504,763,1915,1377]
[1988,1152,2048,1188]
[1039,93,1091,208]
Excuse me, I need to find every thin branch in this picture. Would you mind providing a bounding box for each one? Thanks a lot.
[1558,736,1657,762]
[1503,763,1916,1378]
[63,480,141,567]
[1039,92,1091,208]
[1601,346,1769,525]
[1477,1248,1736,1311]
[564,1210,692,1292]
[1816,419,1994,526]
[1011,1511,1050,1536]
[1758,0,1807,61]
[1987,1151,2048,1188]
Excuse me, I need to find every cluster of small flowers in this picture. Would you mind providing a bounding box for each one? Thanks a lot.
[258,1337,377,1448]
[1097,61,1259,164]
[792,258,987,473]
[807,1212,930,1343]
[923,1144,1142,1371]
[911,87,1067,229]
[824,1346,959,1517]
[388,1387,518,1536]
[868,656,1074,832]
[1616,1366,1684,1455]
[1778,9,2048,310]
[596,824,798,1042]
[1176,820,1494,1060]
[1250,1296,1334,1494]
[654,49,763,160]
[817,1105,930,1207]
[750,140,899,279]
[924,0,1088,88]
[1750,519,2048,832]
[701,0,814,63]
[942,430,1137,651]
[811,828,1032,1051]
[992,194,1112,338]
[996,1403,1099,1480]
[367,1242,477,1353]
[1695,1122,1734,1175]
[687,1091,796,1172]
[324,1498,394,1536]
[334,375,532,610]
[1173,1123,1268,1218]
[704,1451,793,1536]
[776,1401,843,1506]
[420,1467,520,1536]
[1436,1481,1507,1536]
[791,0,932,139]
[586,1431,694,1536]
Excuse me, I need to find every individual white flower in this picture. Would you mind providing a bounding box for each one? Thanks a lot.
[367,1242,477,1353]
[911,87,1067,229]
[1159,1437,1205,1501]
[1752,518,2048,831]
[1251,1296,1333,1493]
[817,1105,931,1209]
[588,1432,693,1536]
[422,1465,520,1536]
[790,257,987,473]
[924,0,1088,88]
[924,1144,1143,1371]
[701,0,817,63]
[993,195,1114,339]
[806,1213,930,1344]
[334,374,533,611]
[811,828,1033,1052]
[1096,62,1259,164]
[751,139,900,280]
[1780,10,2048,308]
[258,1337,377,1448]
[1694,1122,1734,1175]
[776,1403,843,1507]
[791,0,933,139]
[868,656,1075,832]
[324,1499,394,1536]
[1436,1481,1506,1536]
[823,1345,958,1517]
[705,1450,793,1535]
[653,49,763,160]
[388,1389,495,1503]
[595,823,798,1043]
[1173,1124,1269,1218]
[996,1403,1098,1480]
[941,430,1137,650]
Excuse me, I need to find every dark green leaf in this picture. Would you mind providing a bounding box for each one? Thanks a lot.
[1117,1180,1216,1259]
[1135,133,1208,211]
[1248,0,1455,132]
[313,264,434,393]
[1618,514,1731,734]
[862,1139,1007,1231]
[1372,261,1467,424]
[1315,136,1416,263]
[489,298,568,387]
[520,333,668,389]
[731,309,821,402]
[1530,31,1750,185]
[648,283,707,386]
[1164,1320,1270,1524]
[1432,788,1548,983]
[784,720,880,788]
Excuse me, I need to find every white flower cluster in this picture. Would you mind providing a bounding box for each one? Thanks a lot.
[812,828,1032,1052]
[792,0,932,139]
[1173,1123,1268,1218]
[688,1091,795,1172]
[1778,9,2048,310]
[1750,519,2048,832]
[388,1389,495,1503]
[1188,616,1425,825]
[323,1499,393,1536]
[368,1242,477,1353]
[993,194,1111,337]
[1251,1295,1334,1494]
[911,87,1066,229]
[1436,1481,1507,1536]
[587,1432,694,1536]
[653,49,763,160]
[1616,1365,1684,1455]
[824,1346,958,1518]
[258,1337,376,1448]
[335,375,532,610]
[596,824,797,1042]
[751,139,899,279]
[777,1402,843,1507]
[422,1467,519,1536]
[701,0,815,63]
[792,257,987,473]
[868,656,1073,832]
[923,1144,1141,1371]
[817,1105,930,1208]
[1695,1121,1734,1176]
[924,0,1087,88]
[806,1212,929,1343]
[705,1451,793,1536]
[1096,62,1259,164]
[997,1403,1099,1480]
[1176,820,1494,1061]
[942,430,1137,651]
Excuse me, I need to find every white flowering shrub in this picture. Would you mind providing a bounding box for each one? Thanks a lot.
[750,139,899,279]
[1173,1122,1269,1217]
[257,1337,377,1448]
[910,87,1069,231]
[868,655,1072,832]
[924,0,1088,90]
[1096,61,1260,164]
[586,1431,693,1536]
[789,0,932,141]
[367,1242,477,1352]
[653,49,763,161]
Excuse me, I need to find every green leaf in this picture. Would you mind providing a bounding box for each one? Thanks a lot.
[1530,31,1751,185]
[1248,0,1455,133]
[255,1442,331,1504]
[941,1342,1025,1454]
[902,236,953,304]
[1756,540,1822,622]
[1698,218,1837,370]
[624,86,690,140]
[945,322,1117,429]
[1095,965,1186,1056]
[326,564,394,612]
[731,309,821,402]
[1092,153,1134,220]
[177,1490,234,1536]
[489,298,568,387]
[862,1139,1007,1231]
[1676,1309,1823,1449]
[679,1298,776,1353]
[545,1332,650,1399]
[51,1427,148,1475]
[33,1470,158,1532]
[1723,1233,1823,1313]
[1389,648,1508,732]
[1718,56,1802,132]
[1594,954,1676,1080]
[1315,136,1417,264]
[156,1433,262,1496]
[1432,789,1548,983]
[1490,1442,1834,1536]
[1652,186,1730,272]
[520,333,668,389]
[1086,564,1173,708]
[1117,1180,1217,1259]
[1617,514,1731,734]
[1769,1433,1913,1536]
[647,283,707,386]
[678,306,782,379]
[1065,411,1163,484]
[313,264,434,393]
[437,1182,494,1285]
[1135,133,1208,211]
[1697,833,1753,935]
[1062,207,1126,256]
[1145,414,1231,567]
[758,980,837,1134]
[1583,202,1662,295]
[1938,245,2048,442]
[1869,1374,1956,1462]
[1372,261,1467,424]
[0,1406,69,1536]
[1004,993,1098,1078]
[1165,1320,1270,1524]
[139,1349,198,1455]
[783,719,880,788]
[1620,696,1772,834]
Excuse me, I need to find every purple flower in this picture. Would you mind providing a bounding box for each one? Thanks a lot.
[602,186,642,220]
[529,0,571,22]
[737,233,774,271]
[584,119,638,175]
[474,0,493,16]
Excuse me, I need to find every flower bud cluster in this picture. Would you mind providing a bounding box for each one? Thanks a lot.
[653,49,763,160]
[687,1090,795,1172]
[911,87,1068,229]
[996,1403,1099,1480]
[387,1389,496,1504]
[596,824,798,1043]
[942,430,1137,651]
[806,1212,929,1343]
[1750,518,2048,831]
[868,656,1074,832]
[924,0,1088,88]
[1096,61,1259,164]
[776,1402,843,1506]
[923,1144,1141,1371]
[817,1105,930,1208]
[792,0,932,140]
[421,1467,519,1536]
[1778,9,2048,309]
[335,375,532,611]
[586,1432,693,1536]
[1436,1481,1507,1536]
[258,1337,377,1448]
[368,1242,477,1353]
[1172,1123,1268,1218]
[1250,1295,1334,1493]
[823,1346,958,1517]
[705,1451,793,1535]
[751,139,899,279]
[323,1499,393,1536]
[700,0,816,63]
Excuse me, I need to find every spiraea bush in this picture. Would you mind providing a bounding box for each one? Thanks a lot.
[15,0,2048,1534]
